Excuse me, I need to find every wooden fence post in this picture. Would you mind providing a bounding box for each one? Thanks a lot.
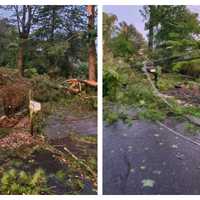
[29,89,34,136]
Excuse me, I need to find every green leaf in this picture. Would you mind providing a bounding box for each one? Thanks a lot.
[141,179,155,188]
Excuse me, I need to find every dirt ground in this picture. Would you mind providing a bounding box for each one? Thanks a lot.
[163,82,200,106]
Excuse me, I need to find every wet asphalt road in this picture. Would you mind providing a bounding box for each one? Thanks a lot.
[44,112,97,139]
[103,120,200,195]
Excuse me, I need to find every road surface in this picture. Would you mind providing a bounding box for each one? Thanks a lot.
[103,119,200,194]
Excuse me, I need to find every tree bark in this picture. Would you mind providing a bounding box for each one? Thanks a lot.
[87,5,97,81]
[17,38,26,77]
[14,5,33,77]
[148,6,154,53]
[148,25,153,51]
[88,43,97,81]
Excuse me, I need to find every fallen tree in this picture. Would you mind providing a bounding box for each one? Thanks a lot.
[63,79,97,94]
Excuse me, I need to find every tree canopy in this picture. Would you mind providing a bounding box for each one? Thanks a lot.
[0,5,97,79]
[140,5,200,75]
[103,12,147,65]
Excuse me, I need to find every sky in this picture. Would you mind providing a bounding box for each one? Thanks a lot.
[103,5,200,40]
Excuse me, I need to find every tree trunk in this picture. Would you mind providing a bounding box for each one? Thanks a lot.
[87,5,97,81]
[50,7,56,41]
[148,5,156,54]
[148,6,154,53]
[15,6,33,77]
[148,25,153,52]
[17,38,26,77]
[88,43,96,81]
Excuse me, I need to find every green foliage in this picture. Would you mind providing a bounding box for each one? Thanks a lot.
[173,59,200,77]
[80,94,97,111]
[54,169,85,193]
[103,12,147,65]
[65,175,84,193]
[185,122,200,136]
[103,7,200,124]
[29,6,89,77]
[31,75,65,102]
[104,111,119,124]
[0,168,49,194]
[103,50,134,100]
[103,12,147,104]
[158,73,184,91]
[55,170,66,182]
[0,18,18,67]
[73,62,88,79]
[118,112,133,125]
[103,65,120,98]
[182,106,200,118]
[103,12,118,48]
[126,83,154,105]
[25,37,88,78]
[24,67,39,78]
[0,128,10,139]
[139,108,166,121]
[110,34,135,60]
[141,5,200,74]
[104,109,134,125]
[87,157,97,172]
[34,6,87,40]
[0,6,92,78]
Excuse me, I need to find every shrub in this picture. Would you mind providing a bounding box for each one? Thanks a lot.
[103,52,132,100]
[173,59,200,77]
[104,111,119,124]
[125,83,155,106]
[0,168,49,194]
[24,67,38,78]
[103,66,120,98]
[73,62,88,79]
[31,75,65,102]
[139,108,166,121]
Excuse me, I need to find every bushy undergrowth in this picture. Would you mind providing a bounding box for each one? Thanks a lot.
[103,54,169,122]
[139,108,166,121]
[103,52,133,99]
[103,56,200,123]
[54,170,85,194]
[73,62,88,80]
[173,59,200,77]
[159,73,186,91]
[0,168,49,194]
[31,75,65,102]
[24,67,39,78]
[104,111,119,124]
[185,122,200,136]
[182,106,200,118]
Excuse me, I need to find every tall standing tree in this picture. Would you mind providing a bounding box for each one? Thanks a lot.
[0,18,17,66]
[103,12,117,49]
[87,5,97,81]
[33,6,63,41]
[141,5,200,67]
[110,21,146,62]
[140,5,160,53]
[12,6,36,76]
[33,5,88,77]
